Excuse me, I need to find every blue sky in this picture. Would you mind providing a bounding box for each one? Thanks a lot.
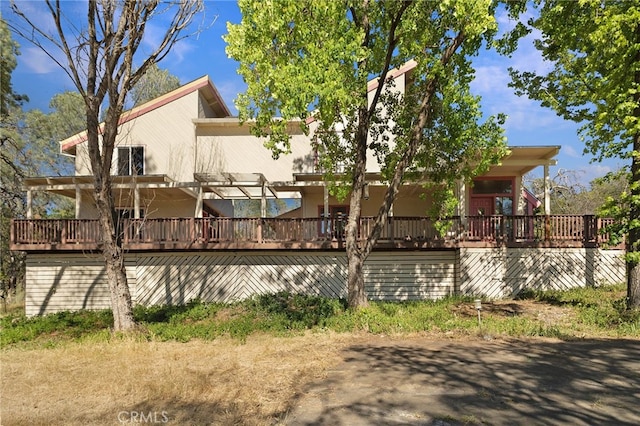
[5,1,624,184]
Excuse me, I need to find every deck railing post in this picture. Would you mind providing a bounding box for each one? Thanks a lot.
[61,220,67,244]
[584,215,593,244]
[545,215,551,241]
[123,219,129,245]
[257,219,263,243]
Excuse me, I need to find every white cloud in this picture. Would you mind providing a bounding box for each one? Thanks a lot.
[167,39,196,64]
[472,61,564,132]
[581,164,612,182]
[20,47,61,74]
[563,145,580,158]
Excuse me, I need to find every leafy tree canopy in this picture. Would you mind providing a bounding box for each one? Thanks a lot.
[226,0,508,207]
[508,0,640,308]
[226,0,514,307]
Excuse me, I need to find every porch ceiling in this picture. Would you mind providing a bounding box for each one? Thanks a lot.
[482,146,559,177]
[23,174,303,202]
[195,172,286,199]
[22,175,202,204]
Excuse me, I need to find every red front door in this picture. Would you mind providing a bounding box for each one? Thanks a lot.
[470,197,494,216]
[469,197,494,240]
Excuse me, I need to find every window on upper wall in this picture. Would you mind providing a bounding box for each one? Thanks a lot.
[472,179,512,194]
[117,146,144,176]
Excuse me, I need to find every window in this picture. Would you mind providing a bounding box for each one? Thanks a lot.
[473,179,512,194]
[117,146,144,176]
[471,178,515,216]
[495,196,513,215]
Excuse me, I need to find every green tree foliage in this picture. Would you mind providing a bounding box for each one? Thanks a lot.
[0,16,25,212]
[129,64,181,107]
[0,16,26,303]
[226,0,510,308]
[508,1,640,308]
[21,91,85,218]
[1,20,79,302]
[0,16,25,116]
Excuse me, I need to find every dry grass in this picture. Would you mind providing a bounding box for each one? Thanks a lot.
[0,332,358,425]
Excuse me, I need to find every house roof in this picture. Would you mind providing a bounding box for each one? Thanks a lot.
[60,75,231,155]
[366,60,417,93]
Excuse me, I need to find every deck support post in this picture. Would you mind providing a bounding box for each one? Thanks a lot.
[458,181,466,238]
[258,181,266,243]
[544,164,551,241]
[260,180,267,218]
[389,203,394,242]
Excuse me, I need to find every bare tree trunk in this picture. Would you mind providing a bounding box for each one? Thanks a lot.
[10,0,206,330]
[96,193,135,330]
[345,104,369,309]
[629,258,640,309]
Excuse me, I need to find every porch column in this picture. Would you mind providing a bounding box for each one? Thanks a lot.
[26,189,32,219]
[133,178,140,219]
[75,186,81,219]
[544,164,551,215]
[516,176,526,215]
[195,185,203,218]
[258,181,267,243]
[260,181,267,218]
[458,181,467,225]
[323,184,329,238]
[389,201,394,241]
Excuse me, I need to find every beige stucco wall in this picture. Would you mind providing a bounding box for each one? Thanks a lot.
[148,199,196,218]
[76,192,196,219]
[74,91,202,182]
[299,185,431,218]
[195,122,316,181]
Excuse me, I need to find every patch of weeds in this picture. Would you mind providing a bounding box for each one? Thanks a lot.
[0,309,113,348]
[133,299,217,323]
[249,292,347,329]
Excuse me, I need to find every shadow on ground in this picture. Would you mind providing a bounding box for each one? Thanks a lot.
[285,337,640,425]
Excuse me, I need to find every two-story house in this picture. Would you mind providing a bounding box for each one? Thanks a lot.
[11,64,625,316]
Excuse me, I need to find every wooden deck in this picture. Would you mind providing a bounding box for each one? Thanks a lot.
[10,215,620,252]
[11,215,611,251]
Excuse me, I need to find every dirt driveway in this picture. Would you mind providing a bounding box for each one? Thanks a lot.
[285,336,640,425]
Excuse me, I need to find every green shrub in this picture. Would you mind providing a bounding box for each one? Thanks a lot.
[0,309,112,347]
[2,285,638,348]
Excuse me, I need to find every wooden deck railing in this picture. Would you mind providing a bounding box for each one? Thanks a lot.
[10,215,622,251]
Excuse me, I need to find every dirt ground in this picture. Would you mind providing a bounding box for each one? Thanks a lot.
[285,301,640,425]
[284,336,640,425]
